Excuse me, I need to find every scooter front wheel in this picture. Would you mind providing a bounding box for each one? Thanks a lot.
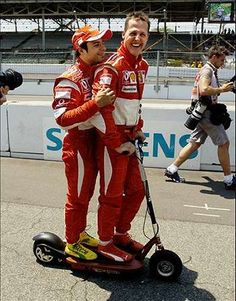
[149,250,182,281]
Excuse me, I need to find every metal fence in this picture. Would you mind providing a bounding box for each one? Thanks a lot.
[0,51,74,65]
[1,50,235,69]
[143,50,235,69]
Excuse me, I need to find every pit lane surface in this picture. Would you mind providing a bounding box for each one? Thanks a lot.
[1,158,235,226]
[1,94,235,301]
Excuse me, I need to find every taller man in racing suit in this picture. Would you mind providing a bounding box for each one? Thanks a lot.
[89,12,150,262]
[52,25,116,260]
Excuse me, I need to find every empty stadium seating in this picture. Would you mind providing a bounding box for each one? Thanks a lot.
[1,30,234,64]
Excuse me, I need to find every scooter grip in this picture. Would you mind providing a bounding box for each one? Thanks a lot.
[148,199,157,224]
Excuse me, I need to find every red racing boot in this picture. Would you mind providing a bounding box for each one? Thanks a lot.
[113,233,144,253]
[97,241,133,262]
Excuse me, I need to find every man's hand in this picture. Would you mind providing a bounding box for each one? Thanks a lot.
[0,86,9,105]
[95,88,115,108]
[135,130,146,142]
[115,142,136,156]
[220,82,234,93]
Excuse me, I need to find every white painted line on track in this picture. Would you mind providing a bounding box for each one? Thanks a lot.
[184,203,230,211]
[193,213,220,217]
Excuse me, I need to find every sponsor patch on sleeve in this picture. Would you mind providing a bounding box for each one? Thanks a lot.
[55,88,72,100]
[54,98,69,109]
[99,74,112,85]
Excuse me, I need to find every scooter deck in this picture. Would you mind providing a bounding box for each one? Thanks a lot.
[66,256,144,274]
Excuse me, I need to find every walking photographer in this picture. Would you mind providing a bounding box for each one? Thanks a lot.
[165,45,235,190]
[0,69,23,105]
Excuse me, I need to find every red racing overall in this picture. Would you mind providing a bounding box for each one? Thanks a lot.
[91,43,149,241]
[52,58,99,244]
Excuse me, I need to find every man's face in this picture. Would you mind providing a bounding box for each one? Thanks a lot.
[80,39,106,65]
[212,54,226,68]
[122,18,149,58]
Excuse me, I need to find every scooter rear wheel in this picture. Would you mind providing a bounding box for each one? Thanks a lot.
[149,250,182,281]
[33,232,65,265]
[33,242,58,264]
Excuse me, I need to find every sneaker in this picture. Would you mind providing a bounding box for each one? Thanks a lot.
[97,241,133,262]
[79,231,99,247]
[65,242,97,260]
[113,233,143,253]
[164,169,185,183]
[224,175,236,190]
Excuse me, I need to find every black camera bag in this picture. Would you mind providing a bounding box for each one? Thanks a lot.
[209,103,232,130]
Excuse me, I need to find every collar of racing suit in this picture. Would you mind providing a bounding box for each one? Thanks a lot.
[75,56,96,74]
[117,42,143,68]
[75,56,96,84]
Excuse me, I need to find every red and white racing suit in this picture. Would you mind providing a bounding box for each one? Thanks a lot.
[52,58,99,244]
[90,43,149,241]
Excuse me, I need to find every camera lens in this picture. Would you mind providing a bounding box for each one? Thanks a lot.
[0,69,23,90]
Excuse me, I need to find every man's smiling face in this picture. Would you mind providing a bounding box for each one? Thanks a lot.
[122,18,149,58]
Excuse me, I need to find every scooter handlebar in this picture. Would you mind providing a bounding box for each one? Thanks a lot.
[122,140,147,156]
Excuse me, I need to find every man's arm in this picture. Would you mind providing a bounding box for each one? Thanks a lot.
[52,79,114,129]
[199,70,233,96]
[90,64,122,150]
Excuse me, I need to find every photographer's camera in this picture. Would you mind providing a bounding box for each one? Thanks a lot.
[184,96,211,130]
[0,69,23,97]
[186,99,198,115]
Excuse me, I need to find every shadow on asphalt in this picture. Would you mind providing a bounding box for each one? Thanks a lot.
[70,263,216,301]
[183,176,235,200]
[165,176,235,200]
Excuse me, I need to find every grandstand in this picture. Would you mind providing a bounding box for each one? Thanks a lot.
[0,0,206,20]
[0,0,235,64]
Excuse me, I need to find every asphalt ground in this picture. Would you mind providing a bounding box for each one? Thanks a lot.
[1,157,235,301]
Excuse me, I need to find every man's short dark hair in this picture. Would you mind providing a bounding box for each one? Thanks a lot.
[208,46,229,58]
[75,42,88,57]
[124,11,150,32]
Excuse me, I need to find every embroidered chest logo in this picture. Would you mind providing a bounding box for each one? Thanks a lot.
[80,78,91,93]
[137,70,146,84]
[122,71,137,84]
[121,70,139,93]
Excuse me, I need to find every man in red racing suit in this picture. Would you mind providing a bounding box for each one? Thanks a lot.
[52,25,116,260]
[89,12,150,262]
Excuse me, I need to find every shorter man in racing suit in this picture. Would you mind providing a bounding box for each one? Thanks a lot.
[88,12,150,262]
[52,25,117,260]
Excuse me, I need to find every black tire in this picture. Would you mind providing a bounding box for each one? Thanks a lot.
[33,232,66,265]
[149,250,182,281]
[33,241,61,265]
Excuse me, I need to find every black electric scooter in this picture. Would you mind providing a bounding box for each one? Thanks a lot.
[33,141,183,281]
